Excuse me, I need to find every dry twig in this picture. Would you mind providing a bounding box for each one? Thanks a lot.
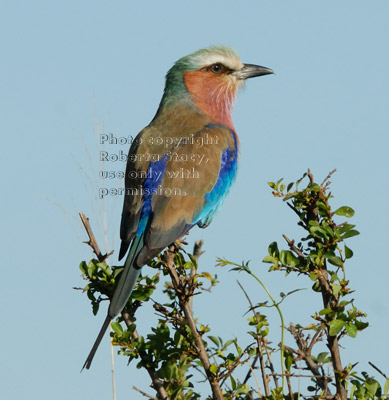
[79,213,113,262]
[132,386,157,400]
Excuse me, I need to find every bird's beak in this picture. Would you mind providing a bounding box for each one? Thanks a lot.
[234,64,274,80]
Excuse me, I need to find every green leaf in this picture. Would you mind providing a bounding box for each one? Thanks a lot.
[316,352,331,364]
[287,182,294,192]
[92,302,99,315]
[309,273,318,281]
[111,322,123,335]
[345,323,357,338]
[234,342,242,356]
[268,242,279,258]
[276,178,283,186]
[224,339,235,348]
[365,378,379,396]
[79,261,87,274]
[235,384,250,395]
[345,245,354,259]
[383,378,389,396]
[97,262,111,276]
[263,255,276,264]
[310,226,329,239]
[329,319,345,336]
[355,320,369,330]
[230,375,236,390]
[284,352,293,371]
[208,336,220,347]
[337,223,355,234]
[307,183,321,192]
[331,283,342,297]
[350,384,357,399]
[268,181,276,189]
[209,363,218,374]
[334,206,355,217]
[280,250,298,267]
[327,256,343,268]
[87,260,96,278]
[342,229,360,239]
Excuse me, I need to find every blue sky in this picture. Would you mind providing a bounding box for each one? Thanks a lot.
[1,1,388,399]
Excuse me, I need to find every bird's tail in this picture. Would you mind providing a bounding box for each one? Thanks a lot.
[82,235,144,370]
[82,314,112,371]
[108,234,144,318]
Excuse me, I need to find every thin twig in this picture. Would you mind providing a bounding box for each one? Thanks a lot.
[249,364,263,397]
[308,169,314,185]
[132,386,157,400]
[320,169,337,188]
[193,240,205,261]
[368,361,388,379]
[237,280,269,396]
[286,371,294,399]
[189,240,203,313]
[79,213,113,262]
[264,342,279,389]
[270,373,334,379]
[282,234,305,259]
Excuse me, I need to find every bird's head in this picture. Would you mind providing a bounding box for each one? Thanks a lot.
[160,46,273,129]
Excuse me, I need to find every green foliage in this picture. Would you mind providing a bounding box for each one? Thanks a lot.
[79,170,387,400]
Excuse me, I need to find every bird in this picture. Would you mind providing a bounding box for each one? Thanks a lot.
[83,45,273,370]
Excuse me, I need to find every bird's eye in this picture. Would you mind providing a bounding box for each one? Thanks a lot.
[210,63,224,74]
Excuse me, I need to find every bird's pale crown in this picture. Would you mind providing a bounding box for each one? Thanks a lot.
[187,46,244,71]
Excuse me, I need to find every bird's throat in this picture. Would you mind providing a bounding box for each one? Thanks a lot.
[184,71,236,130]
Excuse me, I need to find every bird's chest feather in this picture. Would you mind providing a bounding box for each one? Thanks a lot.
[184,71,236,130]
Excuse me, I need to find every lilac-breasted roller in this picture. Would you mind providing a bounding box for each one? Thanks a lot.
[83,46,273,369]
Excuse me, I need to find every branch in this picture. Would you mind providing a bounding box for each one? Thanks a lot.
[320,168,337,188]
[264,341,280,389]
[122,310,170,400]
[270,372,334,379]
[163,246,224,400]
[79,213,113,262]
[237,280,269,396]
[287,323,332,394]
[189,240,204,313]
[193,240,205,261]
[282,234,306,260]
[132,386,157,400]
[368,361,388,379]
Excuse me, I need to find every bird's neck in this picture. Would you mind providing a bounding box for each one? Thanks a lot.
[183,71,236,130]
